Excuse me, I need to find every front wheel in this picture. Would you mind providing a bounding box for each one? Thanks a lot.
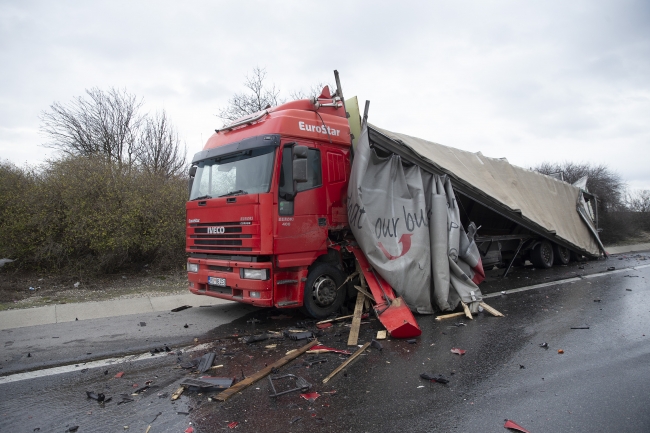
[530,240,554,269]
[302,263,346,319]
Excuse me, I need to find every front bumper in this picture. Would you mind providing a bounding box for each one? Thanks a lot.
[187,257,274,307]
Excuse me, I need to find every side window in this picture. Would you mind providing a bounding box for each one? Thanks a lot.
[297,148,322,192]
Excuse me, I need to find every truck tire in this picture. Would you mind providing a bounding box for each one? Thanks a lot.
[302,263,346,319]
[553,244,571,265]
[530,240,554,269]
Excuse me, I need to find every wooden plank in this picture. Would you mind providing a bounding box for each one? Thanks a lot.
[434,312,466,321]
[347,291,365,346]
[354,284,374,300]
[316,314,354,326]
[214,340,318,402]
[480,302,505,317]
[322,342,371,384]
[460,301,473,320]
[170,386,185,400]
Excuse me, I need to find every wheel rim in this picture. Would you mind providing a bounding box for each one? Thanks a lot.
[311,275,337,307]
[542,243,553,265]
[559,247,570,262]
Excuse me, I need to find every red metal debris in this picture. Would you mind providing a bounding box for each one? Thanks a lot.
[228,421,239,429]
[184,427,194,433]
[504,419,531,433]
[347,246,421,338]
[451,348,466,355]
[316,322,333,329]
[114,372,124,378]
[300,392,321,403]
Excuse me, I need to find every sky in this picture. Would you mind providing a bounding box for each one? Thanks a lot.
[1,0,649,190]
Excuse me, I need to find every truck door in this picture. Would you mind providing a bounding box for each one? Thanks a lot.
[275,141,328,267]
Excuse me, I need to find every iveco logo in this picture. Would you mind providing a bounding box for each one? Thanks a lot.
[207,226,226,234]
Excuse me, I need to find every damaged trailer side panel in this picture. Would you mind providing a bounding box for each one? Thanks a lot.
[367,125,603,259]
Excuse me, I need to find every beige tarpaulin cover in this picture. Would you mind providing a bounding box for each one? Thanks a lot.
[370,125,601,256]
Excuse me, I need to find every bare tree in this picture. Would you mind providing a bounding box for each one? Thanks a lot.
[40,88,143,165]
[626,189,650,212]
[217,67,282,123]
[136,110,187,178]
[535,161,626,212]
[289,82,334,100]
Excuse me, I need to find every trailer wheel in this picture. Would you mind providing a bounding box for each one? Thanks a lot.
[553,244,571,265]
[302,263,346,319]
[530,241,554,269]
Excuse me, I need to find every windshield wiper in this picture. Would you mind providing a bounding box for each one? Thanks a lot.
[218,190,248,198]
[192,195,212,201]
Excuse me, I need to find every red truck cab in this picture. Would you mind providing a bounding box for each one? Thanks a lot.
[186,90,352,318]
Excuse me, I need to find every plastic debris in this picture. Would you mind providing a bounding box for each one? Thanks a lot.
[558,349,564,354]
[198,352,216,373]
[606,266,615,271]
[184,323,189,328]
[29,287,36,291]
[370,339,383,351]
[316,322,333,329]
[0,258,15,267]
[228,421,239,429]
[285,331,313,340]
[180,377,234,390]
[300,392,320,403]
[67,426,79,432]
[74,282,80,288]
[420,373,449,384]
[184,427,194,433]
[406,339,417,344]
[570,326,590,329]
[289,417,302,424]
[539,342,548,349]
[86,391,106,402]
[243,334,269,344]
[451,348,466,355]
[504,419,531,433]
[171,305,192,312]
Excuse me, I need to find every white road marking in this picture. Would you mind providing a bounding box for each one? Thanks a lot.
[482,263,650,299]
[0,343,212,385]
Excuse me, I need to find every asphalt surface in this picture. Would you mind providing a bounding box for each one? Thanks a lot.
[0,250,648,432]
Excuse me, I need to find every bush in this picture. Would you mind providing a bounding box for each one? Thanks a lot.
[0,156,187,273]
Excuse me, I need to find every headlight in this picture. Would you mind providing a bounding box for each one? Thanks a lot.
[242,268,269,280]
[187,262,199,273]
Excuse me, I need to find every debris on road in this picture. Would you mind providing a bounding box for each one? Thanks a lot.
[479,302,505,317]
[370,339,383,351]
[198,352,216,373]
[228,421,239,429]
[86,391,106,402]
[215,340,318,401]
[451,348,466,355]
[114,371,124,378]
[171,305,192,312]
[284,331,313,341]
[607,266,616,271]
[504,419,531,433]
[322,342,371,384]
[139,322,146,327]
[180,377,234,391]
[303,356,328,367]
[558,349,565,354]
[171,386,186,401]
[243,334,269,344]
[539,342,548,349]
[570,326,590,329]
[300,392,320,403]
[268,374,311,397]
[66,426,79,432]
[376,330,387,340]
[307,345,352,355]
[435,312,466,321]
[407,339,417,344]
[420,373,449,384]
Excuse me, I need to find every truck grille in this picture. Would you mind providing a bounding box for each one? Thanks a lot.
[188,221,259,253]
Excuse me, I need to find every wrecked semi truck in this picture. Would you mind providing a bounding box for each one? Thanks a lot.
[185,76,604,321]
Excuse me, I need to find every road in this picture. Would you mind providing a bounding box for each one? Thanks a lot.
[0,252,648,432]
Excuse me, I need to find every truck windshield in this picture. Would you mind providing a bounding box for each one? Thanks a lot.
[189,146,276,200]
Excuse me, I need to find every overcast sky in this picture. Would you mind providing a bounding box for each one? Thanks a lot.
[1,0,649,189]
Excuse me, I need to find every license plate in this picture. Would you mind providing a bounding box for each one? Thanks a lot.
[208,276,226,287]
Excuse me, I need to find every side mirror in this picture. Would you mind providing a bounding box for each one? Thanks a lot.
[189,165,197,177]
